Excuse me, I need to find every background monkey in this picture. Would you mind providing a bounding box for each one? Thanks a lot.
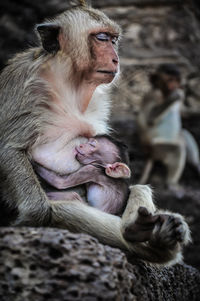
[0,1,191,265]
[34,135,131,216]
[138,63,200,186]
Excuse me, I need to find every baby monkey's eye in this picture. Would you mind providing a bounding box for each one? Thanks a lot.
[89,138,97,147]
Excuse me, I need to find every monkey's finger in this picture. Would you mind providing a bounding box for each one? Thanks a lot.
[175,225,185,242]
[174,218,182,226]
[162,216,182,232]
[159,214,177,226]
[138,206,150,216]
[137,211,160,226]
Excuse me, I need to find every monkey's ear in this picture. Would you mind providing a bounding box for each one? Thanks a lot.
[36,23,60,53]
[105,162,131,179]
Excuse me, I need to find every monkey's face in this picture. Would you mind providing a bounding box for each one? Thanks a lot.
[87,31,119,85]
[37,7,121,87]
[75,137,120,166]
[157,73,180,95]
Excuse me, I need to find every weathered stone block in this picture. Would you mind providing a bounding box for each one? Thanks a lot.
[0,227,199,301]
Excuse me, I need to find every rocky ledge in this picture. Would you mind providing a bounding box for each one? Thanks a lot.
[0,227,199,301]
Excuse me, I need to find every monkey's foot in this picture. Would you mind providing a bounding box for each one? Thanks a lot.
[150,214,189,248]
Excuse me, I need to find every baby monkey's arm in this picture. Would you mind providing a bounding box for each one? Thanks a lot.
[34,164,101,189]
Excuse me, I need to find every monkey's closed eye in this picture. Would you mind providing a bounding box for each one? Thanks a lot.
[89,138,97,147]
[95,32,110,42]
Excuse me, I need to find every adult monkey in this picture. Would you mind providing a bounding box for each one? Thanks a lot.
[138,64,200,186]
[0,1,190,265]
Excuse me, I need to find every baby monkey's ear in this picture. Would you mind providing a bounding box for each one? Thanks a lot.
[105,162,131,179]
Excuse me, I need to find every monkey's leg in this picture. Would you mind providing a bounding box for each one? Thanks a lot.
[147,210,191,265]
[151,210,191,247]
[163,144,186,185]
[151,141,186,185]
[121,185,156,241]
[49,195,182,265]
[138,159,153,184]
[49,199,129,250]
[0,147,51,226]
[121,185,191,265]
[182,129,200,175]
[49,185,174,264]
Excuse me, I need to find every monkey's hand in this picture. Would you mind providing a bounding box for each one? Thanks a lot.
[123,207,160,242]
[149,213,191,248]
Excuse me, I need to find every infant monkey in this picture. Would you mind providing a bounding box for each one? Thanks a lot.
[35,135,131,215]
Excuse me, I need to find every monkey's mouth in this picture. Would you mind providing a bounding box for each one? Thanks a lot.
[75,147,85,160]
[97,70,117,76]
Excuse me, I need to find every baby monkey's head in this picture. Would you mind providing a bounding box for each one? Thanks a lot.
[75,135,129,167]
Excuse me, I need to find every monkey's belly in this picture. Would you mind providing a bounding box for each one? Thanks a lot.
[31,136,88,174]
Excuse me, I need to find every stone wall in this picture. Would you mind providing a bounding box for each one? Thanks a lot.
[100,2,200,117]
[0,1,200,116]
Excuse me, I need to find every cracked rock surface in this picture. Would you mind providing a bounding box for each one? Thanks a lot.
[0,227,199,301]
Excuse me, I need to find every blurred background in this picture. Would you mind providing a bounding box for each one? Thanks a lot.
[0,0,200,268]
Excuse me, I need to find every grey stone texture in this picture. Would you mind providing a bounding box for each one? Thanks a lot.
[0,227,200,301]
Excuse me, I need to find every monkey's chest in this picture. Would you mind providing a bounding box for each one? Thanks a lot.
[30,96,108,174]
[31,135,88,174]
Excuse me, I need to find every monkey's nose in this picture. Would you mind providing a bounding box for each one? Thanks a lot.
[112,57,118,65]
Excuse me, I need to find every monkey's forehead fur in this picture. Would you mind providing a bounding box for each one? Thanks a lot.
[42,6,122,37]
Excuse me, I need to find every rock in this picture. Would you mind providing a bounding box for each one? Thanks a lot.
[0,227,199,301]
[94,0,185,8]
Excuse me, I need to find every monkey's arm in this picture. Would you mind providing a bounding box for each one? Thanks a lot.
[49,199,178,264]
[0,146,51,226]
[50,184,190,265]
[35,163,101,189]
[147,90,184,124]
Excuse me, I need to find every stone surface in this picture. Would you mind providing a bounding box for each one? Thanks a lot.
[0,227,199,301]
